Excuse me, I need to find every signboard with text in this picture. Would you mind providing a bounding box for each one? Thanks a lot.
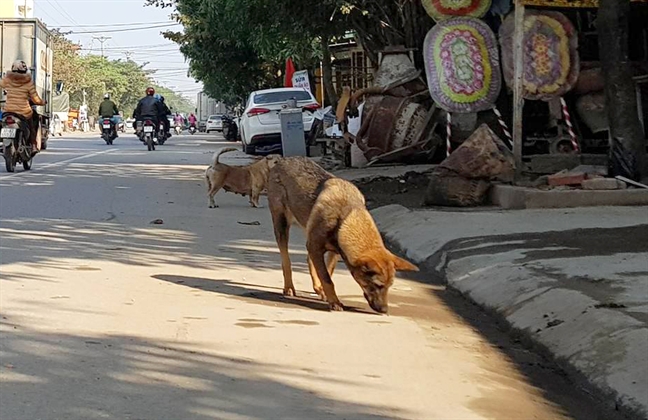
[292,70,311,92]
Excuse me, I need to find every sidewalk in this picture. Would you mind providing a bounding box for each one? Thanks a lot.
[371,204,648,419]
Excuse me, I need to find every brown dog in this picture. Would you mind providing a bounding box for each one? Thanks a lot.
[267,157,418,313]
[205,147,279,208]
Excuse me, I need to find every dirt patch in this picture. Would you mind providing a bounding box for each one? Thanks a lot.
[354,172,431,210]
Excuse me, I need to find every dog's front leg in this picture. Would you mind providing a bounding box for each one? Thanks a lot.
[307,256,326,301]
[307,247,343,311]
[249,192,261,208]
[326,252,339,278]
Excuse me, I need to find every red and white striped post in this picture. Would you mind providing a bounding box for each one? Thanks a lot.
[560,97,579,153]
[446,112,452,157]
[493,107,513,149]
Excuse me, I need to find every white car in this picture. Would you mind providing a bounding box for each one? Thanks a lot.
[239,87,320,154]
[206,115,223,133]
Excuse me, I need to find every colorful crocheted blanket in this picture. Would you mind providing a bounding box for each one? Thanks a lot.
[500,10,580,100]
[423,17,501,113]
[422,0,492,21]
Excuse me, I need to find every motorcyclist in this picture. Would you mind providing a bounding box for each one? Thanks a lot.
[0,60,47,155]
[173,112,184,131]
[188,113,197,129]
[133,87,164,137]
[98,93,119,138]
[155,94,172,138]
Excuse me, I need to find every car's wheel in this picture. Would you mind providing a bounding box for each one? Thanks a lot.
[243,142,255,155]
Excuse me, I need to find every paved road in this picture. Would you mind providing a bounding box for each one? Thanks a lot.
[0,132,621,419]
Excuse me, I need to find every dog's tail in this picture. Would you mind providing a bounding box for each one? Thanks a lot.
[213,147,239,165]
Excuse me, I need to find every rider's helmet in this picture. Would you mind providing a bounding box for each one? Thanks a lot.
[11,60,28,74]
[146,87,155,96]
[103,93,110,100]
[154,93,161,101]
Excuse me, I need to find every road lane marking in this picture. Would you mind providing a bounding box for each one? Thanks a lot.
[0,149,117,181]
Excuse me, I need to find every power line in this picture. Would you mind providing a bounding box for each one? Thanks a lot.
[80,43,177,51]
[68,23,181,35]
[44,0,99,36]
[55,21,175,28]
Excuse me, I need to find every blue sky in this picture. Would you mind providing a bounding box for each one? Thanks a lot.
[34,0,202,103]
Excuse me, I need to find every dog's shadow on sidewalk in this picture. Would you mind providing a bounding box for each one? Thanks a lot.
[153,274,376,315]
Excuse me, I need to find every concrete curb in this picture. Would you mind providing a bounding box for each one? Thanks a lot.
[491,184,648,209]
[371,204,648,419]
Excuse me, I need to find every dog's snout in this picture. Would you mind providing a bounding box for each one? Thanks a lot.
[369,300,388,314]
[364,291,388,314]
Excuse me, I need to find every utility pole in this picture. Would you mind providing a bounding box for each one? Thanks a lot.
[92,36,111,58]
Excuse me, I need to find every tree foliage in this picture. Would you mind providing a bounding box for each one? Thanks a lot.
[51,31,193,116]
[148,0,433,106]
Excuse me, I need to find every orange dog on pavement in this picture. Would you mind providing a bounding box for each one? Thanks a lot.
[205,147,278,208]
[267,157,418,313]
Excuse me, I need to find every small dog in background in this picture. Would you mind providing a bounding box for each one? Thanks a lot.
[267,157,418,313]
[205,147,279,208]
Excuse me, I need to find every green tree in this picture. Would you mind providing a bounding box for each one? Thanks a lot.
[51,30,193,117]
[149,0,346,105]
[148,0,433,107]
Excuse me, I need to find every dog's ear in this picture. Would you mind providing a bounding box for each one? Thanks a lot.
[391,254,419,272]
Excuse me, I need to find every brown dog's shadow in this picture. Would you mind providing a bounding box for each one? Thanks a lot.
[152,274,377,315]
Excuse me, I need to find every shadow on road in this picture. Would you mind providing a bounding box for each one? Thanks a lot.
[152,274,378,315]
[0,219,309,280]
[0,321,406,420]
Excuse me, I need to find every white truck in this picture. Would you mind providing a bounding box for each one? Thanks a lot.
[0,18,54,148]
[196,91,226,131]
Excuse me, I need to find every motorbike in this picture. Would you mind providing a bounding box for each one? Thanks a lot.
[188,124,197,135]
[101,117,117,145]
[174,124,183,136]
[139,119,157,151]
[222,115,238,142]
[1,112,34,172]
[157,123,168,145]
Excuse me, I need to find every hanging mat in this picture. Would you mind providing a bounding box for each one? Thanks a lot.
[500,10,579,101]
[423,17,502,113]
[422,0,492,21]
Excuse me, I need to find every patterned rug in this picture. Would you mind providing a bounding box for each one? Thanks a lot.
[423,17,501,113]
[500,10,580,101]
[422,0,493,21]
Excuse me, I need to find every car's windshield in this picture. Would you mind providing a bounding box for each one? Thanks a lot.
[254,91,311,105]
[208,115,222,120]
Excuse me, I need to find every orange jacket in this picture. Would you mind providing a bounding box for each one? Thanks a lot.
[0,72,45,118]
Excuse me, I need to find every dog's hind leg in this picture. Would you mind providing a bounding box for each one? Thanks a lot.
[205,171,214,208]
[207,173,226,208]
[272,211,296,297]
